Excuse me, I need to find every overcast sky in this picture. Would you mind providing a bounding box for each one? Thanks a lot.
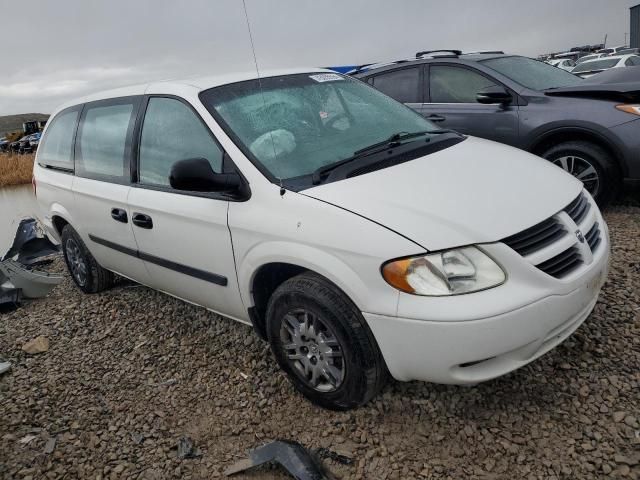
[0,0,636,115]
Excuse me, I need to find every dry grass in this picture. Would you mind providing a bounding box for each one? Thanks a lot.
[0,153,35,187]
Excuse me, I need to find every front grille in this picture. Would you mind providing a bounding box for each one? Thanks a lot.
[501,191,603,280]
[564,192,590,224]
[585,222,601,252]
[536,247,582,278]
[502,217,566,257]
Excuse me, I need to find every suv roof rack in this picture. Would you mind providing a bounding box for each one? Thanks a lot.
[415,49,462,58]
[464,50,505,55]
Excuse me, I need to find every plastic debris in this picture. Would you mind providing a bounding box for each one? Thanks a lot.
[225,440,333,479]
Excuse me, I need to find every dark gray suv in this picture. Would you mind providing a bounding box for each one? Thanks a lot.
[354,51,640,205]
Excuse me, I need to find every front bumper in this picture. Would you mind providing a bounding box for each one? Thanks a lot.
[365,215,610,385]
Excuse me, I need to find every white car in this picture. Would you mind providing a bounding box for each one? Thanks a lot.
[572,54,640,78]
[546,58,575,71]
[597,45,629,56]
[33,68,610,409]
[575,53,603,65]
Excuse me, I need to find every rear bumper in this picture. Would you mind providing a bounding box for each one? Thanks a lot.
[364,229,609,385]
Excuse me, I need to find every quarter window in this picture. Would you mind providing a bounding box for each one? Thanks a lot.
[371,68,420,103]
[37,108,79,169]
[429,66,496,103]
[76,99,137,179]
[138,97,223,187]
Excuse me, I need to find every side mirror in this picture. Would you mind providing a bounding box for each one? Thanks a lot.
[476,85,513,105]
[169,158,242,193]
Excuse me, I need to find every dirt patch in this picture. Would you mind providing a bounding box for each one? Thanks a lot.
[0,205,639,479]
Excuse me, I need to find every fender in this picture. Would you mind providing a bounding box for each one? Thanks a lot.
[524,121,625,165]
[238,240,396,317]
[46,203,76,242]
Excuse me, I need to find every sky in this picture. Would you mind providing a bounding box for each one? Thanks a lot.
[0,0,636,115]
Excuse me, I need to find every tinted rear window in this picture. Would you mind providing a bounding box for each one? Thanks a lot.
[371,67,420,103]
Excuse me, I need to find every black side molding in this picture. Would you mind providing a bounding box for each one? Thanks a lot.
[88,234,227,287]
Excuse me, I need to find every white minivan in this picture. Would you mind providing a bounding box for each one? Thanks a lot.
[34,68,609,410]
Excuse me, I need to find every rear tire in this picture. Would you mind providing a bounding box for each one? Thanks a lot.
[266,272,387,410]
[541,140,620,207]
[61,225,114,294]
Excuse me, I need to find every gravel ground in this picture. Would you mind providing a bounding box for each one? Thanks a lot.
[1,201,639,480]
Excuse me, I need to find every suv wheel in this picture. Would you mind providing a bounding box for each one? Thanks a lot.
[265,272,387,410]
[542,141,620,207]
[61,225,115,294]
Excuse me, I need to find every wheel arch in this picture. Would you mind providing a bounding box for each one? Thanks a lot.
[240,242,377,340]
[527,126,627,177]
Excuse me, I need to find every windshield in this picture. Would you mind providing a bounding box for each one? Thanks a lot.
[200,73,440,181]
[572,58,619,73]
[482,56,583,90]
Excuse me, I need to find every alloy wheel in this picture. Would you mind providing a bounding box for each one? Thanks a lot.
[279,308,345,392]
[65,239,88,287]
[552,155,600,197]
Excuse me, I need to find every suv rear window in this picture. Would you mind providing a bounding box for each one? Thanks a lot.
[37,107,79,170]
[371,67,420,103]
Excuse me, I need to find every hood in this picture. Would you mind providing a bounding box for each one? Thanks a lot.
[546,67,640,102]
[303,137,582,251]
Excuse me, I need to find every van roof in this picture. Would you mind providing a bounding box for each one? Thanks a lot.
[55,67,330,112]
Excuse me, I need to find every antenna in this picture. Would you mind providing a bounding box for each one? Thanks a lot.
[241,0,285,195]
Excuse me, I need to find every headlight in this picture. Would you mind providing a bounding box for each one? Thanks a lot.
[615,104,640,116]
[382,246,505,296]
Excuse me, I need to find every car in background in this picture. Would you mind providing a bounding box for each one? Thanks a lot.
[597,45,629,56]
[575,53,604,65]
[618,48,640,56]
[353,51,640,205]
[546,58,575,71]
[26,132,41,152]
[572,55,640,78]
[9,136,29,153]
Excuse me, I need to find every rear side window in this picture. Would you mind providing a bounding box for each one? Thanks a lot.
[76,97,139,181]
[37,107,79,170]
[429,66,496,103]
[371,68,420,103]
[138,97,223,187]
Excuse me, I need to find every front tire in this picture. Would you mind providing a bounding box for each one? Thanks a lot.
[266,272,387,410]
[541,140,620,207]
[61,225,114,294]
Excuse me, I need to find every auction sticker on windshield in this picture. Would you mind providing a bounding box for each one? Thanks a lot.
[309,73,344,82]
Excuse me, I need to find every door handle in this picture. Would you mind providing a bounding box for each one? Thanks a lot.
[426,114,446,122]
[132,213,153,229]
[111,208,128,223]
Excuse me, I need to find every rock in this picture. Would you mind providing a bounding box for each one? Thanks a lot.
[613,412,626,423]
[22,336,49,354]
[43,437,56,454]
[176,437,201,459]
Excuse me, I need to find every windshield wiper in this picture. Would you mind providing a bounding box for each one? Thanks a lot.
[311,131,428,185]
[353,130,432,156]
[311,129,462,185]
